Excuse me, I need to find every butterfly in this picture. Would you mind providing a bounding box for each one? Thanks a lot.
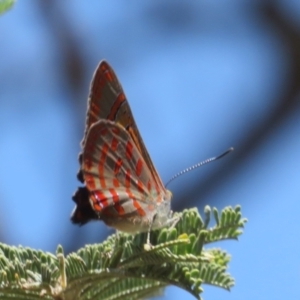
[71,61,174,236]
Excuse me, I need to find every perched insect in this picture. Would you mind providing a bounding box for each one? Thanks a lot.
[71,61,233,241]
[71,61,174,237]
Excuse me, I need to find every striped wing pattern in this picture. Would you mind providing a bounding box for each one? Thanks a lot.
[71,61,172,233]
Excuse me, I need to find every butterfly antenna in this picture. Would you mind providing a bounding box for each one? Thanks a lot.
[165,147,234,188]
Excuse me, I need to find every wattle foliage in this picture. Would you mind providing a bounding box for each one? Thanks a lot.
[0,206,247,300]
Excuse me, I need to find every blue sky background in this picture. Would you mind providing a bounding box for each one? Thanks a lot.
[1,1,300,299]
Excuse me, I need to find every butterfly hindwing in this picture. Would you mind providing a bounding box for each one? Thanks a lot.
[81,120,162,232]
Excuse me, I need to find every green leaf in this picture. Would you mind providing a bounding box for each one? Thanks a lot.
[0,206,247,300]
[0,0,15,15]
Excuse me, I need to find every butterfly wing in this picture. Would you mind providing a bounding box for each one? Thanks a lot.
[81,120,167,232]
[80,61,165,193]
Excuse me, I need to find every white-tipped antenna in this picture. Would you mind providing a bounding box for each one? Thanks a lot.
[165,147,234,188]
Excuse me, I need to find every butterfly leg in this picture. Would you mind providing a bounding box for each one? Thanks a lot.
[165,210,181,229]
[169,214,180,229]
[144,214,156,250]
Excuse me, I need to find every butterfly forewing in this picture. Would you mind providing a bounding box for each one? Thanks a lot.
[82,62,122,144]
[83,61,165,192]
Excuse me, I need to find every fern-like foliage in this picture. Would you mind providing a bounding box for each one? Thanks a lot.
[0,206,247,300]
